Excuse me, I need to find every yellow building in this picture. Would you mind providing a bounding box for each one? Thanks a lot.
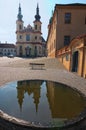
[16,4,46,57]
[47,3,86,58]
[57,34,86,78]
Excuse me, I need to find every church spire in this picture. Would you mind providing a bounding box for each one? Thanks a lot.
[35,3,41,21]
[17,3,23,21]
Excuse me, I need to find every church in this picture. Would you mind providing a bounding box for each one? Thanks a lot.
[16,4,46,57]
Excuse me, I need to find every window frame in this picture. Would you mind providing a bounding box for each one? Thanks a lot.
[35,36,37,40]
[26,34,30,41]
[19,35,22,39]
[64,35,70,46]
[35,25,37,30]
[19,25,22,30]
[65,13,71,24]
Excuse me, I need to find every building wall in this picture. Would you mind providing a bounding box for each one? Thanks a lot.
[56,8,86,50]
[83,47,86,78]
[57,36,86,78]
[62,54,70,71]
[34,21,42,32]
[47,12,57,57]
[70,39,84,76]
[78,49,83,76]
[0,48,16,56]
[57,50,71,71]
[16,43,43,57]
[47,4,86,58]
[17,32,42,43]
[0,44,16,56]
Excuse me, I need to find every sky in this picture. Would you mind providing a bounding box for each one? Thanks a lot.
[0,0,86,43]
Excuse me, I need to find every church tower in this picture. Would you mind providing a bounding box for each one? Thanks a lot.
[16,4,23,40]
[33,4,42,42]
[16,3,46,57]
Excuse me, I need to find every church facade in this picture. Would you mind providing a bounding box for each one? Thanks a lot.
[16,4,46,57]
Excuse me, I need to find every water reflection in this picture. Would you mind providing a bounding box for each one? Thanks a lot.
[17,80,42,112]
[0,80,86,125]
[46,81,85,119]
[16,80,86,120]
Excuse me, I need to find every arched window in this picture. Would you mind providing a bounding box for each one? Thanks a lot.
[19,25,22,30]
[35,25,37,30]
[19,35,22,39]
[26,35,30,41]
[19,46,22,51]
[35,36,37,40]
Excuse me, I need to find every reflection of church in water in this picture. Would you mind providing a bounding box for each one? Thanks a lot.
[17,80,84,119]
[17,80,42,112]
[16,80,59,117]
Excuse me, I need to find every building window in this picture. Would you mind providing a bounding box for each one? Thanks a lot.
[35,25,37,30]
[64,36,70,46]
[26,35,30,41]
[19,25,22,30]
[65,13,71,24]
[19,35,22,39]
[19,46,22,50]
[35,36,37,40]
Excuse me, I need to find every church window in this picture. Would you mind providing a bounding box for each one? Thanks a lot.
[35,25,37,30]
[8,50,10,53]
[35,36,37,40]
[26,35,30,41]
[19,46,22,50]
[65,13,71,24]
[19,35,22,39]
[64,36,70,46]
[19,25,22,30]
